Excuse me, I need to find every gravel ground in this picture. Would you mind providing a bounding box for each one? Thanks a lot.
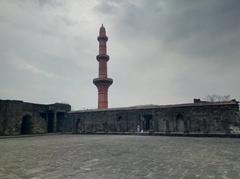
[0,135,240,179]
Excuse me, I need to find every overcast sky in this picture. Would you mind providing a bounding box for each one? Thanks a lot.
[0,0,239,110]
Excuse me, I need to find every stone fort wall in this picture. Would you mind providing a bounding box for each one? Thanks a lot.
[69,100,240,135]
[1,99,239,136]
[0,100,71,135]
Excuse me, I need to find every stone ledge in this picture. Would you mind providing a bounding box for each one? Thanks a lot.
[73,132,240,138]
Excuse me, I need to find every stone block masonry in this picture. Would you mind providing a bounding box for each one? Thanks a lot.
[1,99,240,137]
[69,99,240,136]
[0,100,71,135]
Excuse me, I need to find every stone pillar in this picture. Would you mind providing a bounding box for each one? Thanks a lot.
[45,112,49,133]
[140,115,144,132]
[53,111,57,133]
[62,113,66,133]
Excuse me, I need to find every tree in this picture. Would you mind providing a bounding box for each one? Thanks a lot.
[204,94,231,102]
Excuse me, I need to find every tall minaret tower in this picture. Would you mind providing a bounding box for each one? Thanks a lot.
[93,24,113,109]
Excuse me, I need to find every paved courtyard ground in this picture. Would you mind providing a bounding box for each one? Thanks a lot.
[0,135,240,179]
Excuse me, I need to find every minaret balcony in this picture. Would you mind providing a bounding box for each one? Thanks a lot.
[93,78,113,87]
[96,54,109,61]
[97,36,108,41]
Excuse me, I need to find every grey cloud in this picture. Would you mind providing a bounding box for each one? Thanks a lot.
[96,0,240,60]
[0,0,239,109]
[96,0,240,105]
[94,0,121,15]
[37,0,65,7]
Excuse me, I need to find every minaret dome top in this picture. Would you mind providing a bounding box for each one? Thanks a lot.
[99,24,106,36]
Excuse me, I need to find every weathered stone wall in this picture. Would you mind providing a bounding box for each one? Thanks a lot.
[69,101,240,135]
[1,99,239,136]
[0,100,71,135]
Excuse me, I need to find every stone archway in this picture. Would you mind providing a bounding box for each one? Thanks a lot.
[76,118,85,133]
[76,119,80,133]
[21,115,33,134]
[142,114,153,132]
[116,116,122,132]
[165,119,170,133]
[47,113,54,133]
[176,114,184,132]
[202,118,209,133]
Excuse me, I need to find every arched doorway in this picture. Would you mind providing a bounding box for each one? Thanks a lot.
[47,113,54,133]
[76,118,85,133]
[21,115,33,134]
[143,115,153,131]
[202,118,209,133]
[176,114,184,132]
[76,119,80,133]
[116,116,122,132]
[165,119,170,132]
